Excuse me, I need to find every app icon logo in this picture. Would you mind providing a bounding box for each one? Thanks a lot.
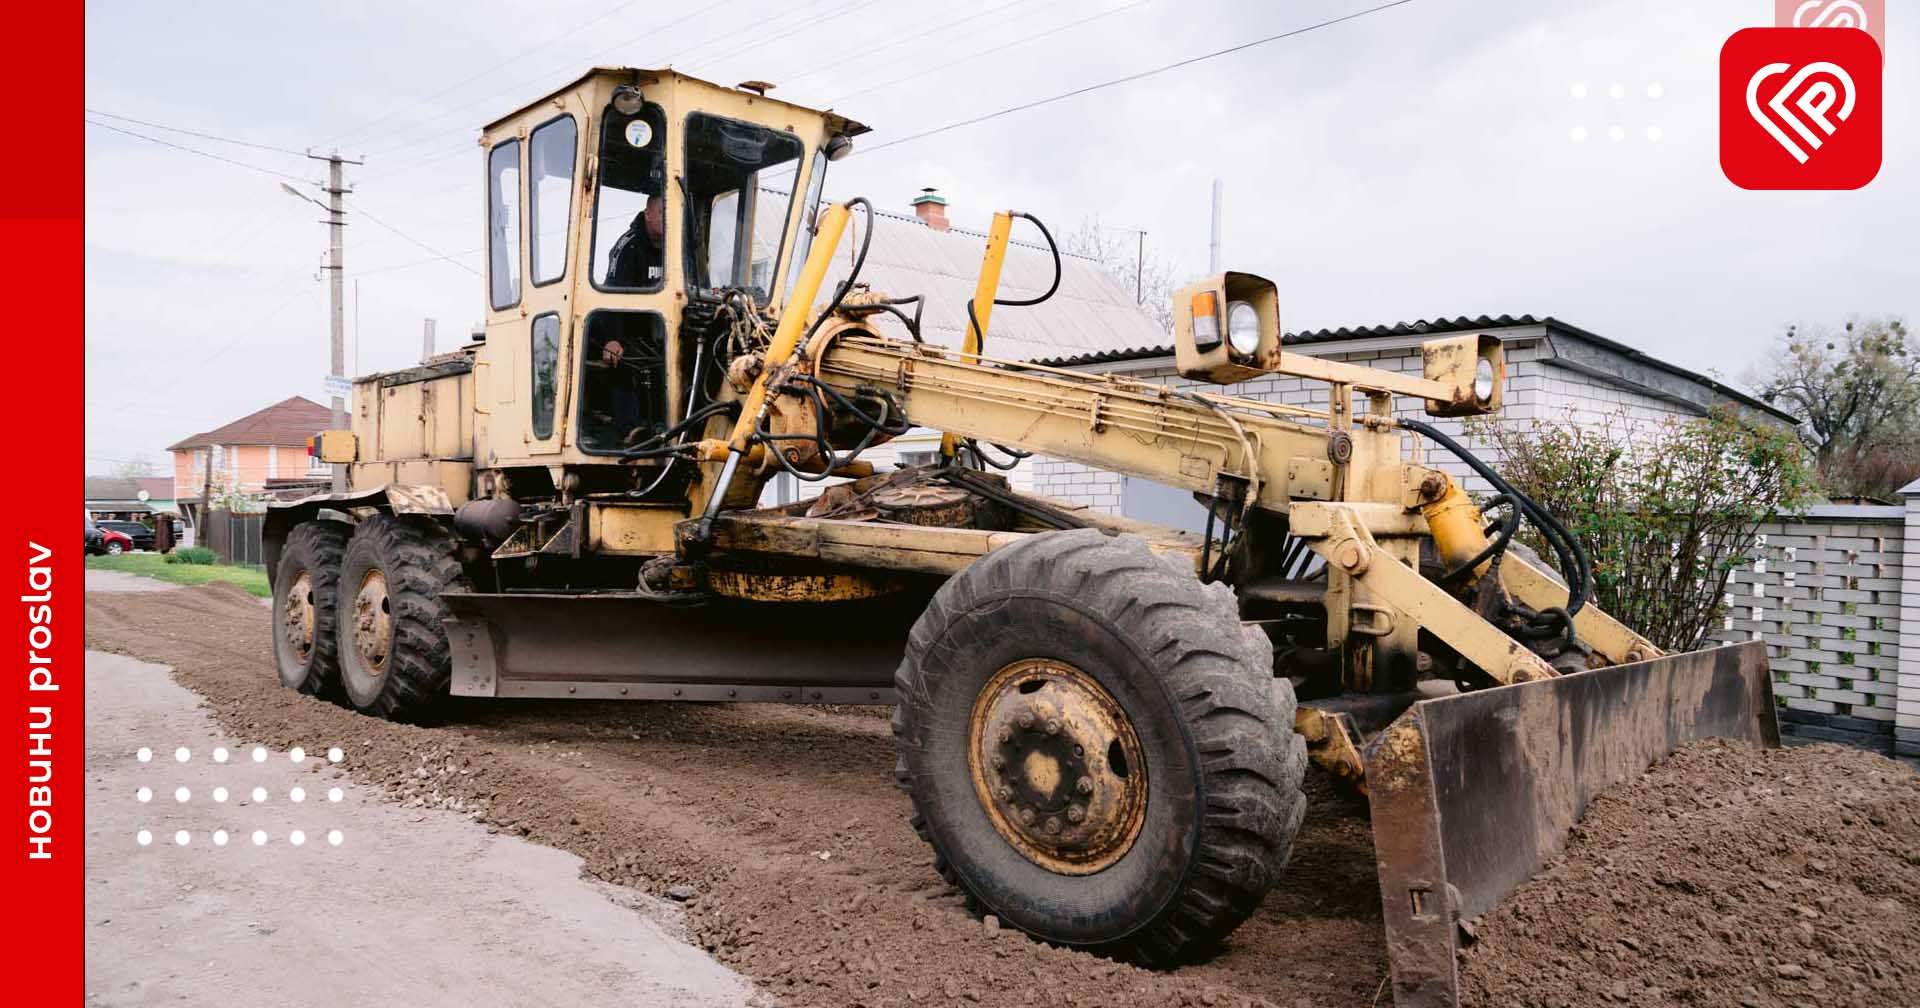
[1721,28,1881,190]
[1777,0,1885,52]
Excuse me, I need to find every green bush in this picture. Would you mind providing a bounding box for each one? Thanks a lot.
[166,546,219,566]
[1471,408,1819,651]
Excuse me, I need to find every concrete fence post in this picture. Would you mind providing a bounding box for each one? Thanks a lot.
[1897,478,1920,759]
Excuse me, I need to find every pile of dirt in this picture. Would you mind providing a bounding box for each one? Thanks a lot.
[87,583,1387,1007]
[1462,739,1920,1008]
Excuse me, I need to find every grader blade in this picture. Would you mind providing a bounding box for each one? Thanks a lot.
[1368,641,1778,1008]
[439,590,926,702]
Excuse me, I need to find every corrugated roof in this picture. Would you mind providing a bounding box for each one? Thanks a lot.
[820,209,1166,363]
[1029,314,1797,424]
[1032,315,1546,367]
[166,396,333,451]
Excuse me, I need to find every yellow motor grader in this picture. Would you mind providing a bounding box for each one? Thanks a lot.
[267,67,1776,1006]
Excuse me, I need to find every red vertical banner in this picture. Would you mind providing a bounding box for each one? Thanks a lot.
[3,1,84,1002]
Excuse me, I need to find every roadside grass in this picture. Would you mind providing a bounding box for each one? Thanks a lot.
[86,553,271,597]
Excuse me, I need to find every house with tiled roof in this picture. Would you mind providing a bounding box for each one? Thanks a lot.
[166,396,333,521]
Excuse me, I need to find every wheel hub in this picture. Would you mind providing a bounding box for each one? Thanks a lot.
[351,569,393,675]
[968,658,1147,875]
[281,570,315,662]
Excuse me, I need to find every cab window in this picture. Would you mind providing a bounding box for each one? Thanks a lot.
[591,100,668,291]
[530,313,561,440]
[528,116,577,286]
[486,139,521,310]
[577,310,668,454]
[683,114,804,301]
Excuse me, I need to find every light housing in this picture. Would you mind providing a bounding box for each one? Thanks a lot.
[611,85,645,116]
[824,135,855,161]
[1174,271,1281,384]
[1420,332,1506,417]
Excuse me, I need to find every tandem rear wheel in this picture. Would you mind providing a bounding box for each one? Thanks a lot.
[891,528,1309,966]
[271,515,462,723]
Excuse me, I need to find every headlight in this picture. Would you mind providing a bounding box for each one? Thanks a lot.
[1474,356,1497,402]
[612,86,645,116]
[1227,301,1260,357]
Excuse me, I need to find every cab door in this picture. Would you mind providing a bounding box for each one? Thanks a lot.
[520,111,582,457]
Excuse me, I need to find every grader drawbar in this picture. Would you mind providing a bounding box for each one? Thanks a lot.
[267,67,1778,1007]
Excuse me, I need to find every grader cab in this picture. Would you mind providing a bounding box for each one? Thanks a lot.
[270,67,1777,1006]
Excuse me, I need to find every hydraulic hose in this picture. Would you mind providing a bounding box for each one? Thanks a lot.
[962,211,1062,360]
[1396,417,1592,619]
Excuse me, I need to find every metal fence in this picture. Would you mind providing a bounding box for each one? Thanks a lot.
[204,510,266,568]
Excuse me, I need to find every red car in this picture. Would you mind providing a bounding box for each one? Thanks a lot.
[86,524,134,556]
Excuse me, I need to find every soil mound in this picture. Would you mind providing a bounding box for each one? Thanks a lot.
[1462,739,1920,1008]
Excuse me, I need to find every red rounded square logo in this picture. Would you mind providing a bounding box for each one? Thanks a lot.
[1720,27,1882,190]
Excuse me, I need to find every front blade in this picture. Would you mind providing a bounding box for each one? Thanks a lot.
[1368,641,1777,1007]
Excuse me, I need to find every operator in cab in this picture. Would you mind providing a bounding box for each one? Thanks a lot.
[605,185,664,287]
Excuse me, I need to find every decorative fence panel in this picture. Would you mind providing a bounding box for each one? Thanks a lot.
[1709,500,1913,758]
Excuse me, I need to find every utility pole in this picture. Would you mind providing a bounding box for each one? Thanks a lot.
[1208,179,1223,275]
[306,150,364,492]
[1134,229,1146,305]
[422,318,437,363]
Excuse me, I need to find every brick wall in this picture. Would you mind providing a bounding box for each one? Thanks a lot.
[1027,335,1697,509]
[1709,505,1907,754]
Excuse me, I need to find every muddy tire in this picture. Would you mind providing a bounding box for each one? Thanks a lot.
[271,521,349,697]
[336,515,462,722]
[892,528,1308,966]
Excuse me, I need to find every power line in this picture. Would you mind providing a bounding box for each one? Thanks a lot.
[354,0,738,161]
[330,0,649,146]
[825,0,1157,107]
[84,108,313,158]
[686,0,886,77]
[859,0,1418,156]
[342,198,482,276]
[777,0,1038,89]
[84,118,311,183]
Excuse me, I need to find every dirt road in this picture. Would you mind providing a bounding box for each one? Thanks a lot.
[85,650,755,1007]
[86,581,1387,1008]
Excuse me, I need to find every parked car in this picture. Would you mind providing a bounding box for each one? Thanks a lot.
[86,524,134,556]
[96,519,156,551]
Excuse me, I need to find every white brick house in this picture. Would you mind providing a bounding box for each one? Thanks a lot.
[1017,315,1798,528]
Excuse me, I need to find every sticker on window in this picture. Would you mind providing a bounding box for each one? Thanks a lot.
[625,120,653,148]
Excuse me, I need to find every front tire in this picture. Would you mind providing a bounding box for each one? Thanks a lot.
[336,515,462,722]
[271,521,349,697]
[106,540,125,555]
[892,529,1308,966]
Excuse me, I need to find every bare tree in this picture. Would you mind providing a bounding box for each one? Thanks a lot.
[1750,316,1920,499]
[1060,216,1189,334]
[114,454,158,478]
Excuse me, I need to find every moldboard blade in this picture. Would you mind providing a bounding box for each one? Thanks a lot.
[1368,641,1777,1007]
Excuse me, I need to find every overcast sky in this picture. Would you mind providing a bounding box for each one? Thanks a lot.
[84,0,1917,475]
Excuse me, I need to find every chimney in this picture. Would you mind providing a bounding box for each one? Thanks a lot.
[910,187,949,231]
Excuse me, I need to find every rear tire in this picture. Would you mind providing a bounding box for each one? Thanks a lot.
[892,529,1308,966]
[336,515,463,722]
[271,521,348,697]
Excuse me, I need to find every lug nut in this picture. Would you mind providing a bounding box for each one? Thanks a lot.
[1044,719,1060,735]
[997,785,1012,801]
[1073,745,1084,758]
[989,755,1005,771]
[1075,776,1093,795]
[1019,807,1035,825]
[1044,817,1060,834]
[1016,712,1034,729]
[998,728,1012,744]
[1067,806,1085,824]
